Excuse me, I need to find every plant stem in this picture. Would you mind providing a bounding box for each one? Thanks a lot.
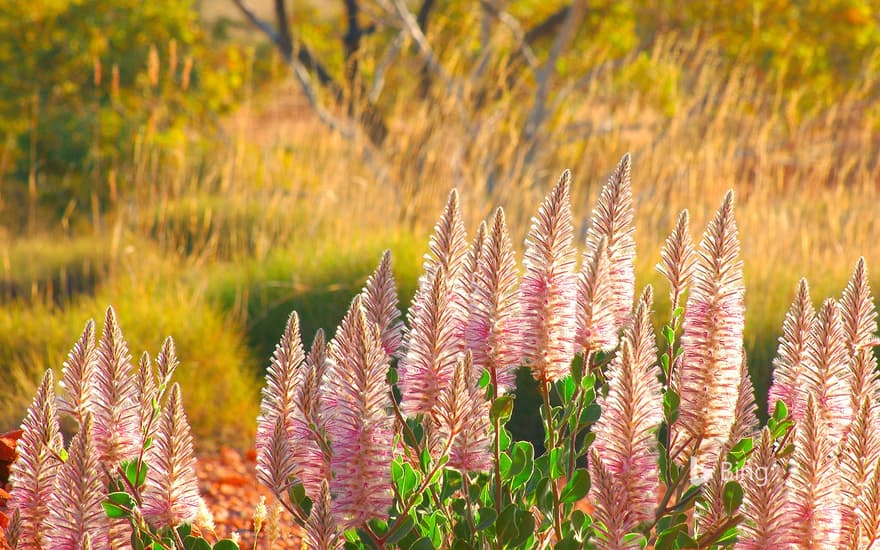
[490,369,504,550]
[567,350,593,478]
[540,379,563,542]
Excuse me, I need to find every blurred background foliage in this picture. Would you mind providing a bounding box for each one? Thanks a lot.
[0,0,878,448]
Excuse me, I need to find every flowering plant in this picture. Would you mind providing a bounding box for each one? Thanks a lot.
[3,154,879,549]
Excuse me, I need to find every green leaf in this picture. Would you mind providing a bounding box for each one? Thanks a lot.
[560,469,590,502]
[663,390,680,424]
[58,448,69,462]
[580,374,596,391]
[672,306,684,319]
[499,451,513,478]
[548,448,563,480]
[288,482,313,517]
[578,403,601,426]
[561,376,576,402]
[491,396,514,423]
[213,540,240,550]
[773,400,788,422]
[408,537,435,550]
[122,459,148,487]
[102,501,129,519]
[479,369,491,389]
[662,325,676,346]
[510,442,534,490]
[475,508,497,531]
[622,533,648,549]
[183,536,212,550]
[387,366,398,385]
[722,481,743,514]
[660,353,671,379]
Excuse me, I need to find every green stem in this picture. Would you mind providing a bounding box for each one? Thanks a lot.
[540,379,563,542]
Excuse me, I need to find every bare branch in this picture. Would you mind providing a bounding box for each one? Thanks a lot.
[479,0,538,70]
[369,31,406,102]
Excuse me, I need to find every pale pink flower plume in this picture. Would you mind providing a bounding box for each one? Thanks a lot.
[584,153,636,333]
[577,237,617,353]
[255,415,297,502]
[141,383,200,529]
[767,279,815,422]
[520,170,577,383]
[656,209,696,313]
[787,395,842,548]
[303,480,342,550]
[361,250,404,360]
[7,370,64,550]
[840,258,880,415]
[155,336,180,389]
[729,357,759,445]
[462,222,487,381]
[839,396,880,548]
[674,191,745,472]
[91,306,142,465]
[324,295,394,529]
[803,299,852,440]
[590,288,661,529]
[465,208,522,394]
[45,416,109,550]
[398,269,460,417]
[135,351,157,434]
[735,427,795,549]
[256,312,305,494]
[434,351,493,473]
[58,319,97,427]
[291,330,331,500]
[854,454,880,548]
[588,449,635,550]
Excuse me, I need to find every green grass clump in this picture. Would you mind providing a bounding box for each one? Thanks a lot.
[0,278,260,449]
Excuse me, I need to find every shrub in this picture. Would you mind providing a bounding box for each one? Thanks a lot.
[3,155,879,548]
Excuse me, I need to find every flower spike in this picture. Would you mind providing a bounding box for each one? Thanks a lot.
[767,279,815,422]
[58,319,97,427]
[520,170,578,383]
[584,153,636,332]
[325,295,394,529]
[736,427,794,549]
[7,370,63,549]
[656,209,696,312]
[141,383,200,529]
[803,299,852,439]
[577,237,617,353]
[673,191,745,472]
[465,208,522,394]
[292,330,331,500]
[361,251,404,360]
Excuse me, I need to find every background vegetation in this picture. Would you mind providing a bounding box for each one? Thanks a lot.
[1,0,878,448]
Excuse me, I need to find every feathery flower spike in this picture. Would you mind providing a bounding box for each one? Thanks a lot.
[303,480,342,550]
[735,427,794,549]
[767,279,815,422]
[584,153,636,332]
[840,396,880,548]
[577,237,617,353]
[155,337,179,389]
[465,208,522,394]
[787,394,842,548]
[256,312,305,492]
[91,307,142,464]
[58,319,97,427]
[45,415,109,550]
[255,415,297,501]
[7,370,63,550]
[588,448,630,550]
[656,209,696,312]
[590,288,661,529]
[520,170,578,383]
[141,383,200,529]
[840,257,878,353]
[674,191,745,472]
[292,330,331,500]
[325,295,393,529]
[136,352,157,435]
[361,251,404,360]
[398,269,459,417]
[803,298,852,440]
[434,351,493,473]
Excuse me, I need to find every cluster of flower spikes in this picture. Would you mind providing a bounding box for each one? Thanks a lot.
[3,308,205,549]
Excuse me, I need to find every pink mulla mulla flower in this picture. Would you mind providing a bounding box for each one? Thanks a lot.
[673,191,744,473]
[256,312,305,492]
[58,319,97,428]
[398,269,460,417]
[136,352,157,435]
[520,170,578,383]
[141,383,200,529]
[767,279,815,423]
[584,153,636,333]
[303,480,342,550]
[155,337,180,390]
[855,453,880,547]
[434,351,493,473]
[787,394,842,548]
[324,295,394,530]
[735,427,795,549]
[588,448,630,550]
[45,416,110,550]
[576,237,617,353]
[803,299,852,440]
[361,251,405,361]
[90,307,143,465]
[7,370,64,550]
[839,396,880,548]
[840,257,878,354]
[255,415,297,502]
[656,209,696,313]
[291,330,331,500]
[465,208,522,394]
[590,288,661,529]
